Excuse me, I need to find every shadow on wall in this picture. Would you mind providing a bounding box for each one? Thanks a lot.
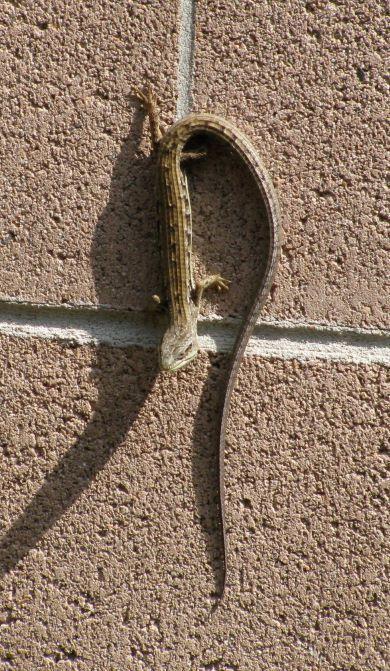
[0,101,161,580]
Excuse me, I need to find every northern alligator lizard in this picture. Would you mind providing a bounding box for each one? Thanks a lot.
[135,86,281,603]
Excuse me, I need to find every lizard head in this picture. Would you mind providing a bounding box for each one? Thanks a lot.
[159,322,199,372]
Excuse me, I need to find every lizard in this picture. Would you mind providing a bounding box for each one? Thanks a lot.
[134,85,281,603]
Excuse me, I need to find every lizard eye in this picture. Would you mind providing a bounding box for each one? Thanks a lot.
[181,344,193,357]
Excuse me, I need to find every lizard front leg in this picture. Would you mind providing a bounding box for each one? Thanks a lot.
[194,274,230,308]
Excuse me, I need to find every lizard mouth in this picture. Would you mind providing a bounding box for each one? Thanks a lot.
[159,347,198,372]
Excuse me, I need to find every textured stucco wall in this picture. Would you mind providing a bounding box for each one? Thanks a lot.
[0,1,388,670]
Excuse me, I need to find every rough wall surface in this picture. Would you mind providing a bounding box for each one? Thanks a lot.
[1,0,388,328]
[0,1,388,670]
[192,0,388,329]
[0,337,388,669]
[0,0,178,310]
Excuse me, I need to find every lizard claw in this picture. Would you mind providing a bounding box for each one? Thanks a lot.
[204,274,230,292]
[133,85,156,110]
[214,276,230,292]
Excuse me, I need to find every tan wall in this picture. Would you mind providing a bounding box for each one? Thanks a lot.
[0,1,388,670]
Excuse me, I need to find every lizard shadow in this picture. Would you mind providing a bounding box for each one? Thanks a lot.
[0,113,273,602]
[0,101,160,580]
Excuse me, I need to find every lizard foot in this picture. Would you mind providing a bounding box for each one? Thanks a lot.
[149,294,168,313]
[133,84,157,110]
[195,274,231,306]
[133,84,162,146]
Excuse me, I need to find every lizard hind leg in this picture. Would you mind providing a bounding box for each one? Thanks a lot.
[194,274,231,308]
[181,133,209,163]
[133,84,163,147]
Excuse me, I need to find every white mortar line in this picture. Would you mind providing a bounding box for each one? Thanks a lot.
[0,301,389,366]
[176,0,196,118]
